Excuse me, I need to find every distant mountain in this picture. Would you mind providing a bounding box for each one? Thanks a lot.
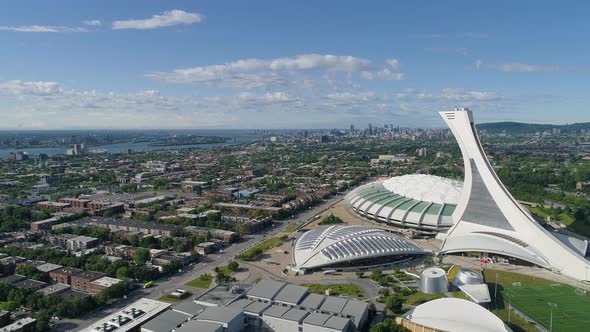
[477,121,590,134]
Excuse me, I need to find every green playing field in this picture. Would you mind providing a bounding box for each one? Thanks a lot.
[502,284,590,332]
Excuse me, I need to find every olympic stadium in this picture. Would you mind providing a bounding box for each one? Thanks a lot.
[345,174,461,232]
[334,108,590,282]
[291,225,430,273]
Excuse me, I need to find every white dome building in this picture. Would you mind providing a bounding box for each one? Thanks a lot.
[345,174,462,231]
[292,225,430,273]
[400,298,512,332]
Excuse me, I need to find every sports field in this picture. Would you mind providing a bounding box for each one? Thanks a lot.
[503,284,590,332]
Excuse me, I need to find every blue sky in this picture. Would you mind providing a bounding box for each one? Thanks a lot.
[0,1,588,129]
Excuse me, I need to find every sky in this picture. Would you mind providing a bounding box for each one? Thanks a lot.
[0,0,589,129]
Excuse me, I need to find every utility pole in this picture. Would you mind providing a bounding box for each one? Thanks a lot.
[507,294,513,323]
[494,273,499,307]
[548,302,557,332]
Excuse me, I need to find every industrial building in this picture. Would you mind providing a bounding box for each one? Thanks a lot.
[135,280,369,332]
[80,298,171,332]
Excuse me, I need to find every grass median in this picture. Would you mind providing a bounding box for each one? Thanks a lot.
[238,235,288,261]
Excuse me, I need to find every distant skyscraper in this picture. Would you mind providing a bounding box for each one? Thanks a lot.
[350,124,355,132]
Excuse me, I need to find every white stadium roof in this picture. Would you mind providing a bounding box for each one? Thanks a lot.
[382,174,462,205]
[345,174,461,230]
[292,225,429,271]
[404,298,510,332]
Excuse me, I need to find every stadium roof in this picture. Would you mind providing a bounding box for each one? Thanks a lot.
[403,298,509,332]
[293,225,429,271]
[345,175,460,230]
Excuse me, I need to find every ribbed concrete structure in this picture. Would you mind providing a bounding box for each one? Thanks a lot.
[439,108,590,281]
[345,174,461,231]
[292,225,430,272]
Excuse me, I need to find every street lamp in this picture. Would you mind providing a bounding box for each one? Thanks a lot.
[507,294,513,323]
[548,302,557,332]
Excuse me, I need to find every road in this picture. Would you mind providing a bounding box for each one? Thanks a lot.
[64,193,348,331]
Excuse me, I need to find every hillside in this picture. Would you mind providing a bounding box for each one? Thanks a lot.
[477,121,590,134]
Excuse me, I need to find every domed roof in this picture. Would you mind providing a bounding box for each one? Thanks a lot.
[405,298,509,332]
[292,225,429,271]
[345,175,462,230]
[382,174,463,205]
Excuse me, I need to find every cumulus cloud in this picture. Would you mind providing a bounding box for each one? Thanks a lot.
[0,80,63,96]
[148,54,402,88]
[386,58,401,70]
[83,20,102,26]
[361,68,403,81]
[0,25,87,33]
[490,63,562,73]
[112,9,203,30]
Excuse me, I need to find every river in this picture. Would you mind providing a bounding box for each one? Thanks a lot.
[0,131,259,158]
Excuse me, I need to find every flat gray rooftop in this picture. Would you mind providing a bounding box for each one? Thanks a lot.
[36,283,70,296]
[243,301,272,315]
[273,284,309,305]
[245,280,285,301]
[196,306,242,324]
[227,298,253,310]
[299,293,326,310]
[172,301,206,317]
[319,296,349,314]
[195,284,250,306]
[341,299,369,321]
[175,320,223,332]
[325,316,351,330]
[303,312,332,326]
[281,308,309,323]
[142,310,190,332]
[261,305,290,319]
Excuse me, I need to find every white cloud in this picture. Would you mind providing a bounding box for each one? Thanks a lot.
[148,54,402,88]
[361,68,403,81]
[0,80,63,96]
[0,25,87,33]
[440,88,499,101]
[83,20,102,26]
[386,58,401,70]
[112,9,202,30]
[491,63,561,73]
[475,59,483,70]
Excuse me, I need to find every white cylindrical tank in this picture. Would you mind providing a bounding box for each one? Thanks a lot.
[419,267,449,294]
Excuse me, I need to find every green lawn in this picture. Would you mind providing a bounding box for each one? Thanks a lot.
[502,284,590,332]
[404,292,445,305]
[483,269,554,287]
[185,275,212,289]
[238,235,288,261]
[283,223,301,233]
[302,283,364,297]
[451,291,469,300]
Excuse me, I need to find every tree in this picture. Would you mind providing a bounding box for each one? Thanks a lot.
[116,267,130,279]
[371,269,383,281]
[133,248,150,265]
[35,309,51,331]
[385,294,404,314]
[371,319,409,332]
[356,271,364,279]
[227,261,239,272]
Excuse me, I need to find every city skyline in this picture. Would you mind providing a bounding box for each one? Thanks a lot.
[1,1,589,129]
